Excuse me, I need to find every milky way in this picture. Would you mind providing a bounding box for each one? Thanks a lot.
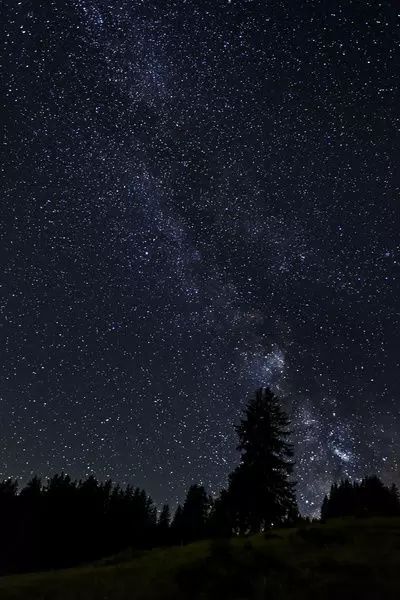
[2,0,399,515]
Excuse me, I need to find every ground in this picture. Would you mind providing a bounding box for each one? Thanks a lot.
[1,518,399,599]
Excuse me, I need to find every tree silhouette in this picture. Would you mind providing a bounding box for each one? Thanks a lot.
[208,489,235,538]
[0,473,158,574]
[226,387,297,533]
[157,504,171,545]
[158,504,171,530]
[180,484,210,542]
[171,504,184,544]
[321,476,400,519]
[19,476,43,571]
[0,479,18,573]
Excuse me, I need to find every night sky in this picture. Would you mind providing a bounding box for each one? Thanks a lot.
[2,0,399,516]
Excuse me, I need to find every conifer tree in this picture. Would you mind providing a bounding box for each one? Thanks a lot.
[157,504,171,545]
[158,504,171,530]
[226,387,297,533]
[171,504,184,544]
[321,476,400,518]
[181,484,210,542]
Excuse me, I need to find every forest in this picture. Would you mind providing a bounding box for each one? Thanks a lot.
[0,388,399,576]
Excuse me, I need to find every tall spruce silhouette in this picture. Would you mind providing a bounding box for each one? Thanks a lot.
[226,387,297,533]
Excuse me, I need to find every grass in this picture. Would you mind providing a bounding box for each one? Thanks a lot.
[1,518,400,599]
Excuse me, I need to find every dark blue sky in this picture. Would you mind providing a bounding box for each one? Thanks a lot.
[2,0,399,515]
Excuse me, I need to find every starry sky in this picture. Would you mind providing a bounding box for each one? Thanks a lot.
[2,0,399,515]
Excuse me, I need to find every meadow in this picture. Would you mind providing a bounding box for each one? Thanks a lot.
[0,518,399,599]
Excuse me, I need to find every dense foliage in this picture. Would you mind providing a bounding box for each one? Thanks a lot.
[0,475,157,573]
[321,476,400,519]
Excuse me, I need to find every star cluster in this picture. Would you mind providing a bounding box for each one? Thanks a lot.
[2,0,399,515]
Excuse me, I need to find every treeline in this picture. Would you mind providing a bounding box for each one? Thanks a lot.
[0,388,398,575]
[0,477,216,573]
[0,475,158,573]
[321,476,400,519]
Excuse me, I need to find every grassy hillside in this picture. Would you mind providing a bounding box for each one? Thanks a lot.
[1,518,400,599]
